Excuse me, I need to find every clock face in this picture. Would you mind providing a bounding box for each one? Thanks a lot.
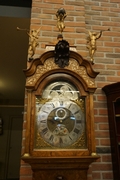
[34,82,86,149]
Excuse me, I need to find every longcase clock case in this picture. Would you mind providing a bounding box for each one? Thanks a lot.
[22,50,99,180]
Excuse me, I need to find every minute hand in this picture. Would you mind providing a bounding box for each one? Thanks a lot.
[56,115,75,122]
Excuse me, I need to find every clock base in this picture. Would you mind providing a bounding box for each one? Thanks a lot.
[22,156,99,180]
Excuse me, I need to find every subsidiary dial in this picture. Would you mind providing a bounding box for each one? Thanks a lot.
[47,107,75,135]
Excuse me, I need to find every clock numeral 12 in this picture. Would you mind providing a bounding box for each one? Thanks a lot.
[59,101,63,106]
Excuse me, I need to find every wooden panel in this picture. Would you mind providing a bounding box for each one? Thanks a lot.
[103,82,120,180]
[0,107,23,179]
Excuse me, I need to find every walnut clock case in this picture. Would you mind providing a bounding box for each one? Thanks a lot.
[22,50,99,180]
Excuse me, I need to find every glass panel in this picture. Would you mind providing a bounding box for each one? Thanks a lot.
[34,81,87,149]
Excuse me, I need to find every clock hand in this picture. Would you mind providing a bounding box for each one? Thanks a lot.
[63,115,75,121]
[54,115,75,123]
[49,119,57,124]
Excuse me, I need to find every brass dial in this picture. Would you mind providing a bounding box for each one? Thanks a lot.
[35,81,86,149]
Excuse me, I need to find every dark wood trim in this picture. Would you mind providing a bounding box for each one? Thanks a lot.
[0,0,32,7]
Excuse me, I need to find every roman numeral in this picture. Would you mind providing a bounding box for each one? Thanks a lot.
[42,127,48,135]
[40,120,46,123]
[50,103,55,108]
[74,128,79,134]
[76,120,81,124]
[49,135,54,141]
[69,136,72,140]
[59,137,63,144]
[74,110,80,114]
[42,110,49,114]
[68,103,72,109]
[59,101,63,106]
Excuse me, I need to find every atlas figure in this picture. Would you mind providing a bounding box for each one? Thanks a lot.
[56,8,67,33]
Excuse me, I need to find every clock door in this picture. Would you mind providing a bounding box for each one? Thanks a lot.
[34,80,87,151]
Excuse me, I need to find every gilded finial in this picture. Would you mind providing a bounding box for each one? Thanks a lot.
[56,8,67,34]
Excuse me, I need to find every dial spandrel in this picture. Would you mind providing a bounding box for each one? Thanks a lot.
[34,81,87,149]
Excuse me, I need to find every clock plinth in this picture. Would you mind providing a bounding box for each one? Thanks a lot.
[22,156,99,180]
[22,50,99,179]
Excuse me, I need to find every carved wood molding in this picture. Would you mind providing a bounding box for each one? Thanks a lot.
[22,156,99,180]
[23,51,99,92]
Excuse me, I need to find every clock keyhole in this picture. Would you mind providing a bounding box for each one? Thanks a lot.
[56,176,65,180]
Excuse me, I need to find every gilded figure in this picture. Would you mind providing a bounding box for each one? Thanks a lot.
[87,30,102,63]
[17,27,41,61]
[87,28,110,63]
[56,8,67,33]
[27,28,41,61]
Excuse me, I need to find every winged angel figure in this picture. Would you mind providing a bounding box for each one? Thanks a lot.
[87,30,102,63]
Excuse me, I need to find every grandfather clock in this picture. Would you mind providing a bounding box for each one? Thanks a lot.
[22,41,99,180]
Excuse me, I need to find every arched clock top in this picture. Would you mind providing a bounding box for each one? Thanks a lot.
[23,50,99,77]
[23,50,99,92]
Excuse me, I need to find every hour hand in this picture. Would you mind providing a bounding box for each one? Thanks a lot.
[54,116,59,121]
[49,118,56,124]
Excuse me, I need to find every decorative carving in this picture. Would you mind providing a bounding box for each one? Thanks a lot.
[56,8,67,33]
[54,34,70,68]
[71,99,85,113]
[36,98,49,105]
[71,131,86,148]
[36,133,52,148]
[26,58,95,87]
[35,131,86,149]
[66,59,95,86]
